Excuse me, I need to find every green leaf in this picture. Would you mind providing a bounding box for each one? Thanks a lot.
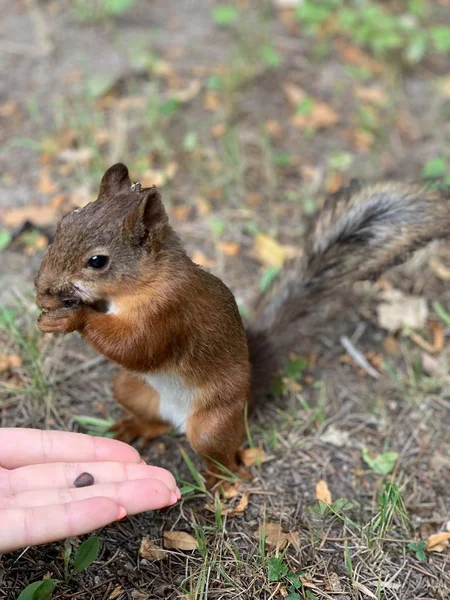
[259,266,281,292]
[33,580,58,600]
[329,151,353,172]
[106,0,136,15]
[0,230,12,251]
[408,540,427,561]
[158,98,181,117]
[433,301,450,326]
[73,537,101,573]
[422,157,447,179]
[273,152,291,166]
[431,27,450,54]
[362,448,398,475]
[212,6,239,26]
[284,357,307,380]
[209,218,225,238]
[17,579,59,600]
[296,97,314,116]
[268,556,288,581]
[85,75,114,99]
[260,45,281,68]
[183,132,198,151]
[331,498,354,513]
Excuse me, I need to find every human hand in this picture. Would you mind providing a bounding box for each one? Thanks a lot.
[0,428,180,553]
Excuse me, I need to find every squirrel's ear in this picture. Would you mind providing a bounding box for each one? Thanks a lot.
[124,186,168,244]
[98,163,131,199]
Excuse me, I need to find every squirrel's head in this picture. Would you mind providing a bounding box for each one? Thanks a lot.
[35,163,174,311]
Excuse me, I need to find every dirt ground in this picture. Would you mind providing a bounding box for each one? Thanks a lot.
[1,1,450,599]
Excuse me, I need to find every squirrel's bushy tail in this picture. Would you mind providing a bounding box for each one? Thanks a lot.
[247,181,450,394]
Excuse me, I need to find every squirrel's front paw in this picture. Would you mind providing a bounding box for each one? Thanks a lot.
[38,307,83,334]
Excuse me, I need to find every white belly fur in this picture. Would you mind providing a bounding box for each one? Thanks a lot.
[143,372,195,433]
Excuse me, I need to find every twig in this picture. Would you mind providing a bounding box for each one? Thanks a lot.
[340,335,380,379]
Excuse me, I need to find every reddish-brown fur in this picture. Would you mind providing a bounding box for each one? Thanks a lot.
[35,164,450,487]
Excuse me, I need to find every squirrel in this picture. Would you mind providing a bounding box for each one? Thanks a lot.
[35,163,450,486]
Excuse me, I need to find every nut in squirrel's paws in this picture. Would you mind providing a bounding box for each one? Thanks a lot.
[38,307,81,334]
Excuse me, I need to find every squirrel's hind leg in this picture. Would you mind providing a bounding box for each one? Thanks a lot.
[186,391,250,489]
[111,370,171,444]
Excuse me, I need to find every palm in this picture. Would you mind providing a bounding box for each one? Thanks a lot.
[0,428,179,553]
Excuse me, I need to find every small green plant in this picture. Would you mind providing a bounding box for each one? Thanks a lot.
[309,497,355,523]
[212,6,240,27]
[72,415,115,437]
[0,230,11,251]
[362,448,399,475]
[271,357,308,395]
[73,0,136,21]
[433,301,450,327]
[408,540,427,561]
[267,556,304,599]
[295,0,450,65]
[18,538,101,600]
[422,157,448,181]
[370,482,409,537]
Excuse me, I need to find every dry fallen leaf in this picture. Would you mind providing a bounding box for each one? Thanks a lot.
[229,492,249,516]
[195,196,212,216]
[284,83,339,130]
[0,102,18,117]
[38,169,58,195]
[0,354,22,373]
[239,446,266,467]
[139,537,165,561]
[108,586,124,600]
[192,250,214,269]
[24,233,48,256]
[377,290,428,332]
[350,128,375,151]
[140,162,178,188]
[426,532,450,552]
[2,204,58,228]
[172,205,190,221]
[254,233,286,268]
[163,531,198,551]
[355,86,387,105]
[223,482,242,500]
[204,91,222,112]
[210,123,226,138]
[264,120,283,137]
[259,522,299,551]
[383,336,400,355]
[315,480,332,504]
[57,147,93,165]
[172,79,202,103]
[333,40,385,75]
[430,322,445,353]
[219,241,240,256]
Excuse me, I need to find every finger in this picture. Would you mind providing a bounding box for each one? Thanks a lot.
[2,461,177,494]
[0,429,142,469]
[4,478,178,513]
[0,497,125,554]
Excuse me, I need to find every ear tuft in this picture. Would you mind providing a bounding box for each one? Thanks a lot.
[98,163,131,199]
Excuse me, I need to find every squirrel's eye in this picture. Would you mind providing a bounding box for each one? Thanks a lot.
[87,255,109,270]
